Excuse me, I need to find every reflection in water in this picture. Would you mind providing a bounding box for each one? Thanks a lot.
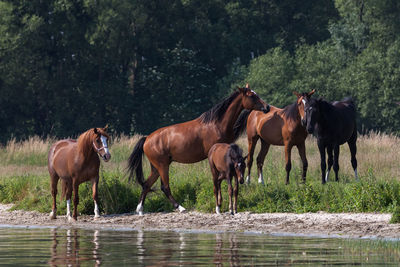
[0,227,399,265]
[49,228,101,266]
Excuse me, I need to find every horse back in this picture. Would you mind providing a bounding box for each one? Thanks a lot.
[48,139,78,178]
[328,99,357,143]
[208,143,231,173]
[144,119,222,164]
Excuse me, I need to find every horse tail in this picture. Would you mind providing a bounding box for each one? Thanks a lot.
[127,136,147,187]
[233,110,251,140]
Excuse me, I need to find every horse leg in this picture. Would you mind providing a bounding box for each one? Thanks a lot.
[216,179,223,213]
[227,176,233,215]
[318,141,327,184]
[284,142,293,185]
[325,145,333,183]
[92,177,100,218]
[158,163,185,212]
[233,176,239,214]
[49,174,59,219]
[256,140,270,185]
[137,165,159,215]
[65,180,73,221]
[333,145,340,181]
[296,142,308,183]
[72,180,79,221]
[348,133,358,180]
[210,162,221,214]
[246,135,259,184]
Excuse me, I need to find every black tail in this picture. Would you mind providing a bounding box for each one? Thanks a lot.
[127,136,147,187]
[233,110,251,140]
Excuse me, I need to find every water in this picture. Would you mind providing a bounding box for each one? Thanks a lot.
[0,227,399,266]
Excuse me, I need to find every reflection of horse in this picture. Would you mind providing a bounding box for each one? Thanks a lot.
[48,127,111,221]
[214,233,240,266]
[208,143,246,215]
[49,229,101,266]
[235,90,314,185]
[128,85,269,215]
[303,97,358,183]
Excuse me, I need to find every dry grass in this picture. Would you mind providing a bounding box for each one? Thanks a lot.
[0,133,399,181]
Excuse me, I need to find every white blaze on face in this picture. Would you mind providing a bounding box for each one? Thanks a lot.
[100,135,109,154]
[301,99,306,119]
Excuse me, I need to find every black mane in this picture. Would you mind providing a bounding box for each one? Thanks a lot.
[199,91,240,124]
[226,143,243,163]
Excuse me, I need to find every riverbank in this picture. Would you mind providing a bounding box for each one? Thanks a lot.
[1,204,398,239]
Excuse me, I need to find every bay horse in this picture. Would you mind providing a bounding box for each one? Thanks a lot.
[234,90,315,185]
[128,85,269,215]
[303,97,358,183]
[208,143,246,215]
[48,126,111,221]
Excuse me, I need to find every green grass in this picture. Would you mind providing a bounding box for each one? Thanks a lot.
[0,134,400,216]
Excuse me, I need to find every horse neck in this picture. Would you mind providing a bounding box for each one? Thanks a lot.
[316,101,334,133]
[218,95,243,138]
[77,133,97,163]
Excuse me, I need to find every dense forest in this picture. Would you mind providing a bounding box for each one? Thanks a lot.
[0,0,399,143]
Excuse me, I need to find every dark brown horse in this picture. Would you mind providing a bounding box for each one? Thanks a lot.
[235,90,315,185]
[208,143,246,215]
[128,85,269,215]
[48,126,111,221]
[303,97,358,183]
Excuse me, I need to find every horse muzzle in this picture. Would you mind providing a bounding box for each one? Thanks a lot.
[102,153,111,162]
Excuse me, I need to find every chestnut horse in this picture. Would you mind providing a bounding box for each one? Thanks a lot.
[128,85,269,215]
[48,127,111,221]
[303,97,358,183]
[234,90,315,185]
[208,143,246,215]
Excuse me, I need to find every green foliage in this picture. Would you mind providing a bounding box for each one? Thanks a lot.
[390,206,400,224]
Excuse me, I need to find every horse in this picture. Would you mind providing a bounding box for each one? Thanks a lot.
[302,97,358,183]
[208,143,246,215]
[128,84,270,215]
[48,126,111,221]
[234,90,315,185]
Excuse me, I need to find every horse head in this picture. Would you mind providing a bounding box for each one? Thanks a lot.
[302,97,321,134]
[92,126,111,162]
[234,156,246,184]
[293,89,315,127]
[238,84,270,113]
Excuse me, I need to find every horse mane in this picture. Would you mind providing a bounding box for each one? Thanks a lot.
[77,128,110,159]
[226,143,243,163]
[233,110,251,139]
[199,91,240,124]
[281,102,298,120]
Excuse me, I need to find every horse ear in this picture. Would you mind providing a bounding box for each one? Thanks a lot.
[308,89,315,97]
[293,91,300,98]
[93,128,98,134]
[245,83,250,89]
[104,124,109,130]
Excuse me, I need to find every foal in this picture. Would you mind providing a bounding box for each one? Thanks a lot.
[48,126,111,221]
[208,143,246,215]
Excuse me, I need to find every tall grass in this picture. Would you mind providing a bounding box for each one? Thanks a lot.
[0,133,399,215]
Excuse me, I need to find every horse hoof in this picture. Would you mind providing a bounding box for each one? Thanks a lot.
[49,214,56,220]
[94,215,100,220]
[67,216,76,222]
[137,210,144,216]
[245,176,251,184]
[178,205,186,213]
